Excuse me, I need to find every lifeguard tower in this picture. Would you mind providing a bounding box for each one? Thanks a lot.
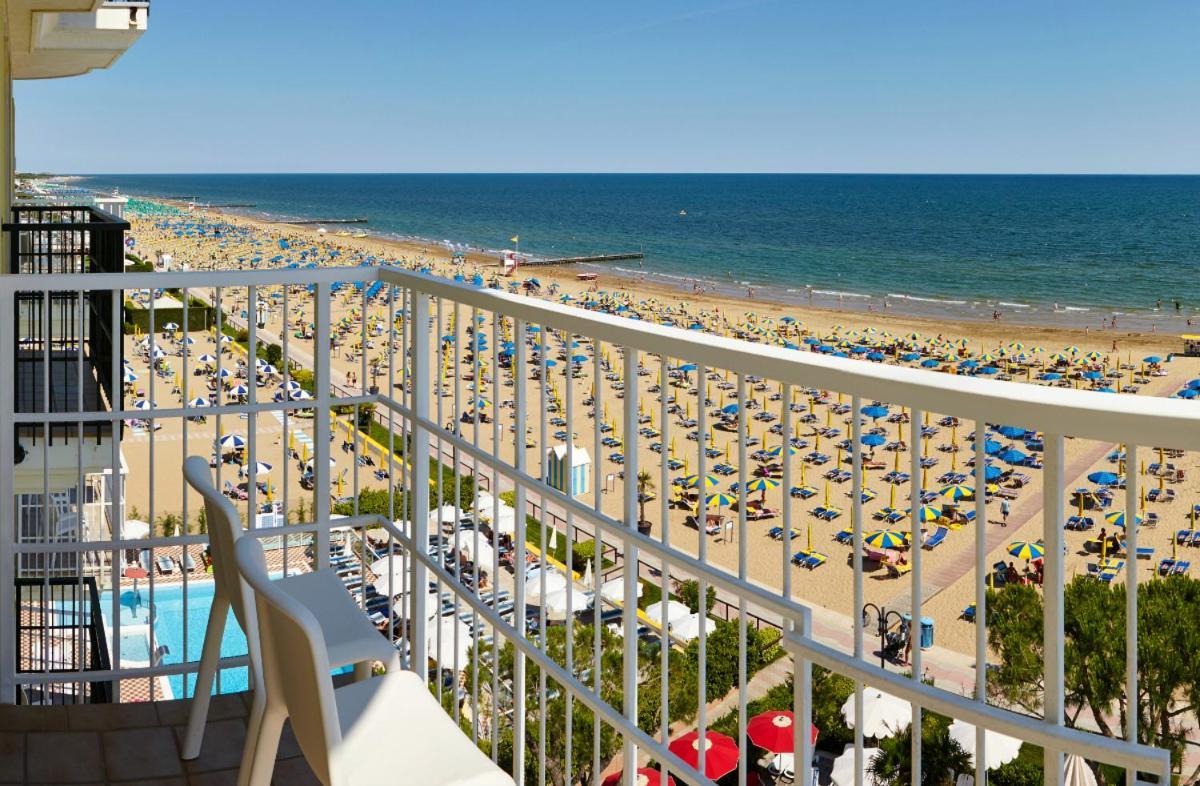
[546,444,591,497]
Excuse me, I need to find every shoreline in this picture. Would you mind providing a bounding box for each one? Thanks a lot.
[133,195,1190,348]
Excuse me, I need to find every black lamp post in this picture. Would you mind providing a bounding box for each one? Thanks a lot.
[861,602,906,669]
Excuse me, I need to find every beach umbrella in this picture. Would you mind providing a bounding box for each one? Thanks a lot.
[1104,510,1141,529]
[983,465,1003,481]
[948,719,1022,770]
[1087,471,1121,486]
[543,587,590,620]
[861,434,886,448]
[599,576,642,604]
[188,397,210,408]
[229,384,250,397]
[122,519,150,539]
[601,770,675,786]
[767,443,800,458]
[1008,541,1044,560]
[671,613,716,641]
[746,710,818,753]
[131,399,155,410]
[862,405,888,420]
[668,730,739,780]
[122,369,139,383]
[705,492,736,508]
[242,460,273,477]
[645,600,692,627]
[525,568,569,606]
[864,530,907,550]
[745,477,780,494]
[998,449,1027,465]
[938,484,974,501]
[1063,755,1098,786]
[910,505,942,523]
[218,434,246,449]
[217,367,234,378]
[830,744,883,786]
[996,425,1026,439]
[681,474,718,490]
[840,688,912,738]
[197,353,217,364]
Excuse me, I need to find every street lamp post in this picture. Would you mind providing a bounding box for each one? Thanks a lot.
[861,602,907,669]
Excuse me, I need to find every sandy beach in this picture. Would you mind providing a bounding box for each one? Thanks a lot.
[120,203,1200,661]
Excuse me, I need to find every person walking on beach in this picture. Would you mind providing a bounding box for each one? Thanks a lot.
[1000,498,1010,526]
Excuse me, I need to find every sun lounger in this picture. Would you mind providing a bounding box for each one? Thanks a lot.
[960,604,976,622]
[156,554,175,575]
[886,562,912,578]
[834,529,853,545]
[792,550,827,570]
[922,526,948,550]
[790,485,817,499]
[1065,516,1094,531]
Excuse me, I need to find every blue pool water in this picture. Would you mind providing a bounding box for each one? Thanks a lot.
[103,579,249,699]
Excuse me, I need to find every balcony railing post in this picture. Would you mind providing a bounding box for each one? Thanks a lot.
[621,345,640,781]
[313,282,331,570]
[409,290,431,669]
[0,285,15,703]
[1042,433,1066,786]
[794,605,813,786]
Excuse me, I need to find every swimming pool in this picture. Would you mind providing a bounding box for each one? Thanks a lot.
[102,573,353,700]
[102,578,249,699]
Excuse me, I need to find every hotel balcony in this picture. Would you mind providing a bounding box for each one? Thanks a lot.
[7,0,149,80]
[0,261,1190,785]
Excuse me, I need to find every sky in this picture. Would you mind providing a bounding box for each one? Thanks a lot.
[15,0,1200,174]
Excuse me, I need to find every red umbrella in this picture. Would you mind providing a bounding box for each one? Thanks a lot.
[601,768,676,786]
[746,710,818,753]
[123,566,148,594]
[668,730,739,780]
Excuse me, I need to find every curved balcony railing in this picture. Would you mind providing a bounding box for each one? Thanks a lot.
[0,264,1188,785]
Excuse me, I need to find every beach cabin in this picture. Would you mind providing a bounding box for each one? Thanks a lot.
[546,444,591,497]
[1182,334,1200,357]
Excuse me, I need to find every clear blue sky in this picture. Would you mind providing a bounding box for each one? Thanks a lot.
[15,0,1200,174]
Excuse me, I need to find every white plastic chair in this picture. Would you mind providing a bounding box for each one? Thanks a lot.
[235,536,514,786]
[180,456,398,786]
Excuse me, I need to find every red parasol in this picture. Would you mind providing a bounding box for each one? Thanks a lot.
[746,710,818,753]
[668,730,739,780]
[601,768,676,786]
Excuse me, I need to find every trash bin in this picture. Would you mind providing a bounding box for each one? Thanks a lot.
[919,616,934,649]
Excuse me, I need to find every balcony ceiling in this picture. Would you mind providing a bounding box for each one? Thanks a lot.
[7,1,148,80]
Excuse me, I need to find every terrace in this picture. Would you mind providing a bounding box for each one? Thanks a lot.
[0,254,1192,785]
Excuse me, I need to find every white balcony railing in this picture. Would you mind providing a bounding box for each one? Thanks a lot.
[0,264,1189,785]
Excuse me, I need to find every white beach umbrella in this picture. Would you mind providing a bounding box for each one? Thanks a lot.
[600,577,643,605]
[290,389,313,400]
[259,364,278,375]
[216,367,234,378]
[426,616,473,671]
[122,519,150,539]
[229,384,250,397]
[220,335,233,344]
[524,567,568,605]
[948,719,1022,770]
[197,353,217,364]
[279,380,302,392]
[841,688,912,738]
[460,538,496,567]
[542,587,590,620]
[132,399,155,410]
[830,743,883,786]
[218,433,246,449]
[644,599,692,627]
[188,396,210,408]
[150,347,166,359]
[122,369,139,383]
[1063,755,1097,786]
[670,613,716,642]
[181,336,196,345]
[369,559,410,596]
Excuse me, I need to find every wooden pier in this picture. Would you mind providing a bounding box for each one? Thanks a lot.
[517,252,643,267]
[281,218,369,225]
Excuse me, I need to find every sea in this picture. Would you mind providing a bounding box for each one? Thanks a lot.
[75,173,1200,330]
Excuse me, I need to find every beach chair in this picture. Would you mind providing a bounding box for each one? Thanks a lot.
[1172,561,1191,575]
[155,554,175,575]
[834,529,853,545]
[233,537,512,786]
[922,526,948,550]
[960,604,976,622]
[1158,559,1177,576]
[791,485,817,499]
[886,562,912,579]
[792,550,827,570]
[767,526,784,540]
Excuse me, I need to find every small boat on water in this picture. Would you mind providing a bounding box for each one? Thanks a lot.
[679,209,687,216]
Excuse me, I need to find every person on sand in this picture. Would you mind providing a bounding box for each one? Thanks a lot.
[1000,498,1010,526]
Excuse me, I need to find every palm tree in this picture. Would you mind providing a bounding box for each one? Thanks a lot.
[636,470,654,530]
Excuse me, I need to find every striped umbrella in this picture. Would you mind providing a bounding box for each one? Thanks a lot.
[865,530,908,550]
[938,484,975,501]
[767,443,800,458]
[1104,510,1142,530]
[1008,541,1044,560]
[681,474,718,490]
[705,493,737,508]
[910,505,942,523]
[218,434,246,449]
[745,477,781,493]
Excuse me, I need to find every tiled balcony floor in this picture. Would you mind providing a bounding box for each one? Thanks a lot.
[0,692,319,785]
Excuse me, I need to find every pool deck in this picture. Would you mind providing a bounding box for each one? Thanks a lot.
[0,690,320,785]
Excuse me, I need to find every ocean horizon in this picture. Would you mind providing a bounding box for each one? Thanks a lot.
[76,172,1200,330]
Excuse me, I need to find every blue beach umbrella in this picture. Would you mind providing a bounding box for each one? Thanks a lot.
[999,449,1027,465]
[996,426,1026,439]
[1088,471,1120,486]
[920,359,940,368]
[861,434,887,448]
[862,405,889,420]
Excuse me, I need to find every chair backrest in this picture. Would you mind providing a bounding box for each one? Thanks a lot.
[182,456,254,630]
[235,536,340,784]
